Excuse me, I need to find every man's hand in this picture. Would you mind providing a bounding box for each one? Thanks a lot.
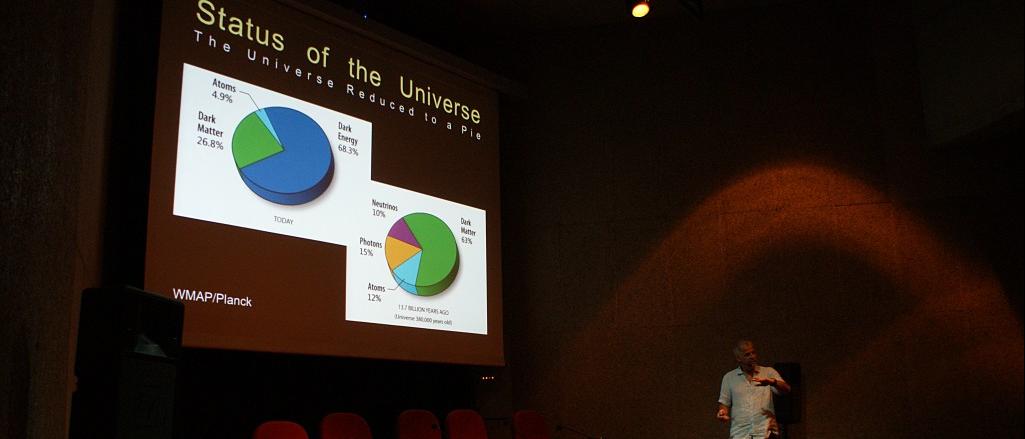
[716,406,730,423]
[751,377,776,386]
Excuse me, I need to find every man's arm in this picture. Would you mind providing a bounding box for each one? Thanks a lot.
[716,404,730,423]
[771,377,791,394]
[752,376,791,394]
[718,375,732,423]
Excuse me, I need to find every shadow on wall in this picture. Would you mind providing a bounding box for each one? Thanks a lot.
[557,162,1023,437]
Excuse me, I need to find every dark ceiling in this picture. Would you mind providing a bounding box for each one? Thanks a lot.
[340,0,695,34]
[323,0,710,77]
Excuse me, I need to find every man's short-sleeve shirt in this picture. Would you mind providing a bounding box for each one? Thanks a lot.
[718,365,784,439]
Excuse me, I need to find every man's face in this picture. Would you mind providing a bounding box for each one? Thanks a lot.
[736,343,758,367]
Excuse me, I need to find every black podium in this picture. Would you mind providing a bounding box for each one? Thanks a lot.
[70,287,183,439]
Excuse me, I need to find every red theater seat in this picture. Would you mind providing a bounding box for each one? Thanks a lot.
[512,410,550,439]
[445,409,488,439]
[253,420,310,439]
[397,409,441,439]
[320,412,373,439]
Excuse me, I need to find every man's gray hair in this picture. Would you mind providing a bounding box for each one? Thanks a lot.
[733,339,754,356]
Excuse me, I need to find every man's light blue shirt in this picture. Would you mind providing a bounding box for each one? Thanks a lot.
[718,365,783,439]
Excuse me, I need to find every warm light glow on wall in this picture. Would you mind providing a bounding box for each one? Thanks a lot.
[562,162,1022,426]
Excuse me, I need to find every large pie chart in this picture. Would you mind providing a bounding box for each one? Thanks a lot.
[385,213,459,296]
[231,106,333,205]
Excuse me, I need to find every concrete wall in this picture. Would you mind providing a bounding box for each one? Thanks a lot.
[1,1,1020,438]
[0,1,115,437]
[497,1,1022,437]
[913,0,1024,145]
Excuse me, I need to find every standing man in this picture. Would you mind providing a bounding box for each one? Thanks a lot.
[716,340,791,439]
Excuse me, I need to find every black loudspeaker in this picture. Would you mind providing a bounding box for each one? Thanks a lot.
[772,362,801,424]
[70,287,184,439]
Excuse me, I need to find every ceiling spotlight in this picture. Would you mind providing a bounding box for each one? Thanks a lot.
[631,0,650,18]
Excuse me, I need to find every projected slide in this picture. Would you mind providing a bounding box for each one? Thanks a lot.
[172,64,487,334]
[386,213,459,296]
[147,0,502,363]
[233,107,334,205]
[344,184,487,334]
[173,64,372,246]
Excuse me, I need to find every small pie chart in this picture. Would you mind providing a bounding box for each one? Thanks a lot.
[385,213,459,296]
[231,107,333,205]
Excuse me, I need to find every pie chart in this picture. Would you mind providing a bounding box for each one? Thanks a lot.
[231,106,333,205]
[385,213,459,296]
